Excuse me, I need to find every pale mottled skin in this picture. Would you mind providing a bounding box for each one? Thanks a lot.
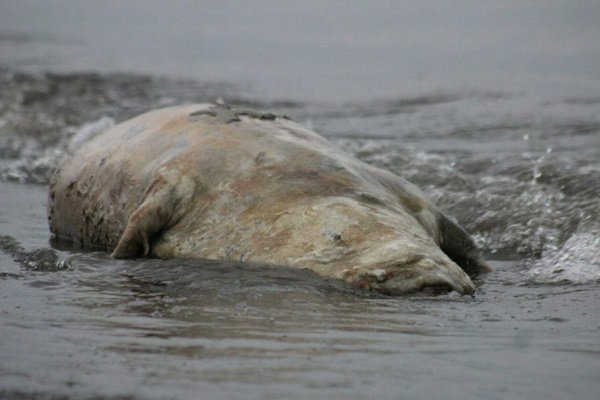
[49,104,490,295]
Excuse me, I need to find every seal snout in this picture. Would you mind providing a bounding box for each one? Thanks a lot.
[342,256,475,295]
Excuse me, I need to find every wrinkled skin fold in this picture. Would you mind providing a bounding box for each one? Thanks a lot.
[49,104,491,295]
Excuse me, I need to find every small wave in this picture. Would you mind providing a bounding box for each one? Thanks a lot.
[0,139,64,183]
[0,69,302,184]
[0,116,115,183]
[0,235,71,272]
[528,230,600,284]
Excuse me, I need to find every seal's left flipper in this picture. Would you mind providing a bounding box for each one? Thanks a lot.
[112,167,197,259]
[437,212,492,276]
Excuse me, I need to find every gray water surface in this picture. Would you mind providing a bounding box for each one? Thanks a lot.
[1,2,599,399]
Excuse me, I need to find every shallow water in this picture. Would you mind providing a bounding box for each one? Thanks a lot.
[1,2,599,399]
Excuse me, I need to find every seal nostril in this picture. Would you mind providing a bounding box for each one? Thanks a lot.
[323,229,342,242]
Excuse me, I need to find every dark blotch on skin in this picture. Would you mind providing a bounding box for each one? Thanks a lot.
[254,152,267,166]
[190,104,286,125]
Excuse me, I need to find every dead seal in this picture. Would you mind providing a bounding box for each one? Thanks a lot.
[48,103,490,295]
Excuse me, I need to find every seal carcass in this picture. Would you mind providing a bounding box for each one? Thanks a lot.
[49,104,490,294]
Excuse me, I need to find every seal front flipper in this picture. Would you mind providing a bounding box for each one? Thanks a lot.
[112,166,197,259]
[437,212,492,276]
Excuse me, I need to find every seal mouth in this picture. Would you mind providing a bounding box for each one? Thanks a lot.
[417,283,453,296]
[377,271,474,295]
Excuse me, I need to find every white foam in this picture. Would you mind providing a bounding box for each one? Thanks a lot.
[67,117,114,153]
[529,230,600,284]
